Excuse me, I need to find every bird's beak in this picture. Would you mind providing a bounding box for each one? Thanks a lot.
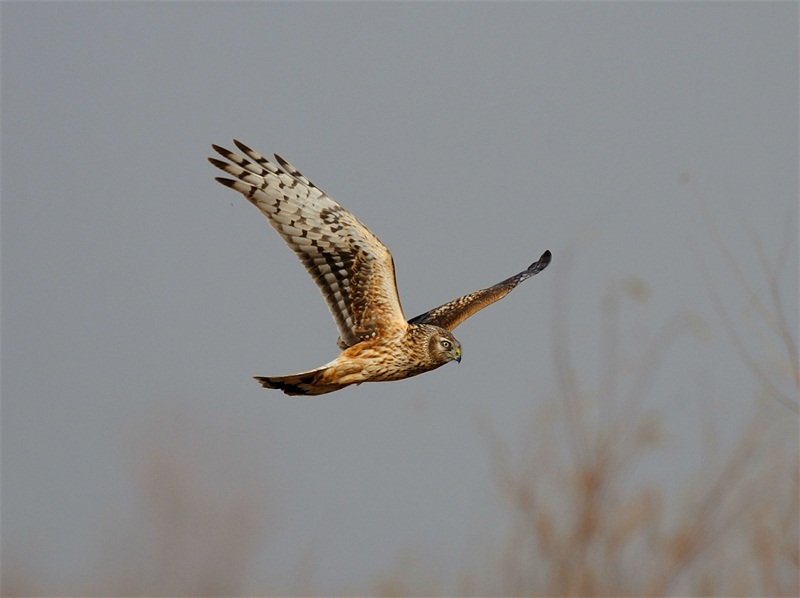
[454,346,462,363]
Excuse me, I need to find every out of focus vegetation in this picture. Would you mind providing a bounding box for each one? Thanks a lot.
[379,231,798,597]
[4,229,797,597]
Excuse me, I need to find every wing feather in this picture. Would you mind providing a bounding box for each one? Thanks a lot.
[210,141,407,347]
[408,251,551,330]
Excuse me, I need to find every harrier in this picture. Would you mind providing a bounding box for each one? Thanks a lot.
[210,141,551,395]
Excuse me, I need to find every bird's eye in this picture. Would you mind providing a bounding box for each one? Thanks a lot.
[441,339,452,350]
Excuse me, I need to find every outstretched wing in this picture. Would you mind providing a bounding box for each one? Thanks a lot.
[209,140,407,348]
[408,250,551,331]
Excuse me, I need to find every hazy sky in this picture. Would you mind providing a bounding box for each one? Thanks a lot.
[3,2,797,594]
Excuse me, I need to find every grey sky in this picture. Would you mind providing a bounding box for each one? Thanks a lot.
[3,2,797,594]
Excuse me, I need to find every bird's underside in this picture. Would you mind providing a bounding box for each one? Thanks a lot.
[210,140,551,395]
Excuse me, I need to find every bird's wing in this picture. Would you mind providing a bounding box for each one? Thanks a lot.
[210,140,407,347]
[407,251,551,331]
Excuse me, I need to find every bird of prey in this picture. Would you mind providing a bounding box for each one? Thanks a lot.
[209,141,551,395]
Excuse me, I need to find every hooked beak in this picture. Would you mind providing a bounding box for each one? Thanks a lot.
[454,346,462,363]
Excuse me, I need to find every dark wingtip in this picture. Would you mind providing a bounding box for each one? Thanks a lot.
[527,249,552,272]
[211,143,230,156]
[208,156,228,168]
[233,139,253,154]
[214,177,237,188]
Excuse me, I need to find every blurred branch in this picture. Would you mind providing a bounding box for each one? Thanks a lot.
[691,207,798,412]
[551,241,591,465]
[748,216,800,390]
[472,234,799,596]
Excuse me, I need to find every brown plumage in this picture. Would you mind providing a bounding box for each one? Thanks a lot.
[209,140,551,395]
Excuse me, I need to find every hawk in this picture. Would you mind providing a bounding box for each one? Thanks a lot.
[209,141,551,395]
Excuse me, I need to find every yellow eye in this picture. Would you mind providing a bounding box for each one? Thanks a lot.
[441,339,452,350]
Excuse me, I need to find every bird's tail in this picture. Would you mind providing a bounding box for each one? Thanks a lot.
[254,366,348,396]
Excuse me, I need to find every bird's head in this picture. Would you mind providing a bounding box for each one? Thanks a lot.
[428,329,462,365]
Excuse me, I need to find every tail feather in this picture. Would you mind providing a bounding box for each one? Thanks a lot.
[254,367,348,396]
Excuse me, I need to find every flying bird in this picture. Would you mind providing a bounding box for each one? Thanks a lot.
[209,141,551,395]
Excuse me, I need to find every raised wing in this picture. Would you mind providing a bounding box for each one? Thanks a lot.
[210,140,407,347]
[408,250,551,331]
